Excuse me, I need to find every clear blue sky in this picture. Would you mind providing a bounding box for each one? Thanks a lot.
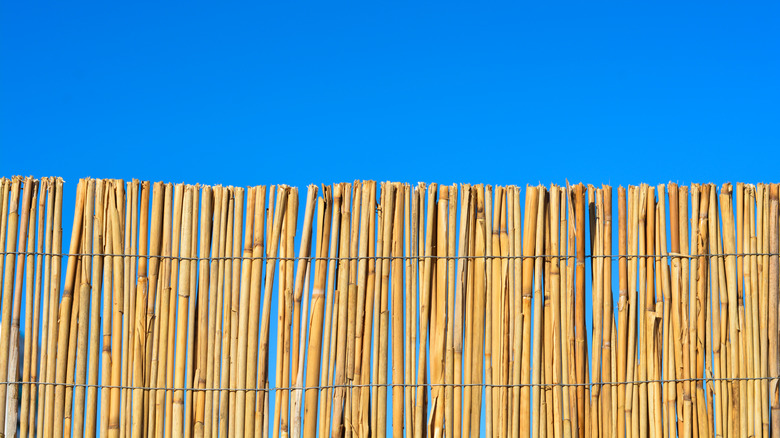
[2,1,778,188]
[1,1,778,435]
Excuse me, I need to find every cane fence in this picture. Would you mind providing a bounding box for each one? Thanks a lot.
[0,176,778,438]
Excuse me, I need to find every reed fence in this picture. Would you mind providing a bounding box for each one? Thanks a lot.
[0,176,778,437]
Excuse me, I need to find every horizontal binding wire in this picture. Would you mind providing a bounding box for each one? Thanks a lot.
[1,375,777,393]
[1,250,778,262]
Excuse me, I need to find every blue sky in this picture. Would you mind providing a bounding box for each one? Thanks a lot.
[2,1,778,188]
[1,0,778,435]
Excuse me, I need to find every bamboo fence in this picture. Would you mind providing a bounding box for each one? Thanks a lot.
[0,176,778,437]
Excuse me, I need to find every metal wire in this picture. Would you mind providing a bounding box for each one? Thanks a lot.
[1,375,777,393]
[1,250,777,262]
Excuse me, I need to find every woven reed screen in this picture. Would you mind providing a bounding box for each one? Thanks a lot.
[0,177,779,437]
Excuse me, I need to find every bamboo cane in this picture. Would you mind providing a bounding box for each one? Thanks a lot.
[398,183,412,438]
[720,184,744,438]
[564,184,579,438]
[704,184,722,438]
[642,185,657,438]
[413,183,436,438]
[446,183,457,438]
[20,179,41,438]
[528,185,546,438]
[364,182,381,438]
[762,184,771,434]
[290,257,312,438]
[143,181,164,437]
[717,188,732,436]
[545,192,554,431]
[462,185,476,438]
[655,184,674,438]
[615,186,628,438]
[183,185,200,438]
[349,181,371,438]
[252,185,277,434]
[191,185,214,438]
[625,186,642,438]
[115,181,130,438]
[118,180,137,438]
[391,184,406,438]
[431,185,448,437]
[98,181,114,438]
[319,184,342,438]
[217,187,235,437]
[273,188,290,438]
[163,183,185,437]
[507,186,531,433]
[233,185,256,436]
[277,187,298,438]
[454,184,471,438]
[742,184,753,438]
[589,187,604,438]
[550,185,565,438]
[206,186,225,437]
[750,186,763,438]
[261,186,276,437]
[355,182,377,438]
[681,185,694,438]
[561,184,576,438]
[482,185,499,438]
[196,185,220,437]
[35,178,54,438]
[401,183,413,438]
[104,180,125,438]
[343,182,360,438]
[736,183,751,438]
[468,185,487,438]
[697,184,711,438]
[289,185,317,436]
[49,179,85,437]
[4,177,34,438]
[377,183,395,437]
[571,184,588,438]
[272,187,288,438]
[517,185,538,437]
[601,185,614,438]
[149,183,172,437]
[768,183,779,438]
[0,178,21,436]
[128,182,148,438]
[332,182,355,437]
[171,186,195,436]
[500,186,513,438]
[303,186,333,437]
[211,187,229,436]
[28,179,48,438]
[648,197,662,438]
[0,179,15,433]
[0,180,7,356]
[759,183,771,438]
[70,179,95,438]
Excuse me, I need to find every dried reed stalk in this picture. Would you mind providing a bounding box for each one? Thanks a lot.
[413,183,436,438]
[453,184,471,438]
[20,179,41,438]
[3,177,33,438]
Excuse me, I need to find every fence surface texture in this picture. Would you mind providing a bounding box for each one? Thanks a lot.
[0,176,779,438]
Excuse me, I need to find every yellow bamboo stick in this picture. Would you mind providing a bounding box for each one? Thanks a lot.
[413,183,436,438]
[20,179,41,438]
[319,184,342,438]
[3,177,34,438]
[453,184,471,438]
